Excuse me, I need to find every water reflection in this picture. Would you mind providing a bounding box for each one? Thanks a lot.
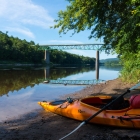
[0,83,85,122]
[0,66,95,96]
[0,65,121,97]
[99,65,122,71]
[0,70,44,96]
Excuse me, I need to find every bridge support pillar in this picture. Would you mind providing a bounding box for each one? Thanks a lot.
[44,67,50,80]
[96,50,99,79]
[44,50,50,64]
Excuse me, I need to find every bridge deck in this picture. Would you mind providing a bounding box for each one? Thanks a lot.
[42,79,105,85]
[38,44,104,50]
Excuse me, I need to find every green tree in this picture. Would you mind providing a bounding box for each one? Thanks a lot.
[53,0,140,83]
[0,31,44,63]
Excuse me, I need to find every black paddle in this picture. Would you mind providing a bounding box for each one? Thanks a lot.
[59,82,140,140]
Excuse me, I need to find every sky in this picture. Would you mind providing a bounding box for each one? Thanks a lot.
[0,0,117,59]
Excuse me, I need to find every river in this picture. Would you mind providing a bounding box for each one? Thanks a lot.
[0,65,122,122]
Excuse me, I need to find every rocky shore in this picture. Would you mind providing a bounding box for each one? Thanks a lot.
[0,78,140,140]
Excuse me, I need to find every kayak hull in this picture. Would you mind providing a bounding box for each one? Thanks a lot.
[38,96,140,128]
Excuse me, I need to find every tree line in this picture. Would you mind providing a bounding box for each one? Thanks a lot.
[0,31,95,65]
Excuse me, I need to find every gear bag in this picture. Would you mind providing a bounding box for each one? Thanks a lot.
[130,95,140,109]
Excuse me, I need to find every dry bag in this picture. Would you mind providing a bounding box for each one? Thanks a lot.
[130,95,140,108]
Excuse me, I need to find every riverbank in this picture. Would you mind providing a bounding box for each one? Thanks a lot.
[0,78,140,140]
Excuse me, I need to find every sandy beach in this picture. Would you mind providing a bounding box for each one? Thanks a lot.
[0,78,140,140]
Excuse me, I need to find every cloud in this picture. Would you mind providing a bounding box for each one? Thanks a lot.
[0,0,54,37]
[5,27,35,38]
[0,0,54,27]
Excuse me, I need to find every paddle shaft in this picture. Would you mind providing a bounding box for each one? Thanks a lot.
[85,89,130,123]
[59,82,140,140]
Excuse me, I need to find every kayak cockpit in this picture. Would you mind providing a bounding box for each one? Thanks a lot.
[80,96,130,110]
[49,100,66,105]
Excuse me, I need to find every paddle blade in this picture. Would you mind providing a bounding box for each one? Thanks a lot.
[59,121,85,140]
[130,82,140,91]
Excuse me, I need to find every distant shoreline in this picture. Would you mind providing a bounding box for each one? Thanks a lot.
[0,63,42,66]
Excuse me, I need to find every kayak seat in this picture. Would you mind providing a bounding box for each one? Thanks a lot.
[106,96,130,110]
[81,97,105,107]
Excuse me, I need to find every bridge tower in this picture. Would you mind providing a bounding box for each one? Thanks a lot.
[44,50,50,64]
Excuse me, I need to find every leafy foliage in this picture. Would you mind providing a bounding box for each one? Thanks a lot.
[53,0,140,83]
[120,51,140,83]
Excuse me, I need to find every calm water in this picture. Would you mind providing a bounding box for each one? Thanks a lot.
[0,65,121,122]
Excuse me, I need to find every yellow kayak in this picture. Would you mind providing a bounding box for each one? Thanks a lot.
[38,95,140,128]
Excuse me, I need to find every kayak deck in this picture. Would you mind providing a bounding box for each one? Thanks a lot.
[38,96,140,128]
